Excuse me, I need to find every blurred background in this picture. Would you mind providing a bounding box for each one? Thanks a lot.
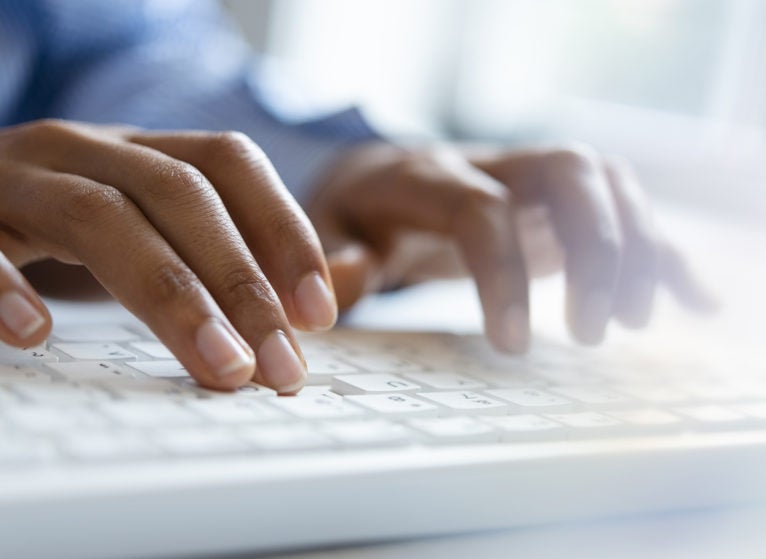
[222,0,766,219]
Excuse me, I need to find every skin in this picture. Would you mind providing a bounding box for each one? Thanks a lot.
[0,120,713,393]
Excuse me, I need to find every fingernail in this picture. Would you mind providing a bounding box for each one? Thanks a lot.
[295,272,337,330]
[196,319,255,378]
[0,292,45,339]
[256,330,307,394]
[579,290,612,343]
[501,306,529,352]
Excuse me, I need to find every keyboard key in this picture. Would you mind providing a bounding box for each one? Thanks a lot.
[614,384,691,404]
[60,432,161,461]
[332,374,421,395]
[545,412,625,438]
[100,401,201,428]
[238,425,335,452]
[304,354,360,384]
[0,344,58,364]
[606,409,684,434]
[52,343,137,361]
[340,354,425,373]
[51,324,139,342]
[418,391,508,416]
[408,416,499,444]
[47,361,142,383]
[404,372,486,390]
[154,427,251,456]
[345,394,439,418]
[13,382,112,405]
[0,438,57,466]
[731,402,766,421]
[129,341,175,359]
[186,399,286,424]
[126,360,189,378]
[321,419,414,447]
[486,388,573,412]
[269,393,365,419]
[549,386,634,409]
[5,406,104,433]
[0,364,55,383]
[672,405,752,430]
[484,415,567,441]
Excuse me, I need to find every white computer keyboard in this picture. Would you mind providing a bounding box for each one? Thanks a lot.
[2,322,766,467]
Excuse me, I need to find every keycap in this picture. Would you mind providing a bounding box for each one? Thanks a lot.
[126,360,189,378]
[304,354,360,384]
[0,364,55,383]
[153,427,251,456]
[99,401,201,428]
[484,415,567,441]
[614,384,691,404]
[549,386,634,409]
[418,391,508,416]
[332,374,421,395]
[0,344,58,364]
[606,409,684,434]
[51,324,139,342]
[321,419,414,447]
[129,341,175,360]
[672,405,752,430]
[0,438,57,466]
[268,393,365,419]
[5,406,105,433]
[678,381,748,402]
[238,425,335,451]
[13,382,112,405]
[408,416,499,444]
[345,394,439,418]
[60,432,161,461]
[46,361,142,383]
[486,388,573,412]
[404,372,486,390]
[545,412,625,438]
[340,354,425,373]
[107,377,198,401]
[185,399,286,424]
[731,402,766,421]
[52,343,137,361]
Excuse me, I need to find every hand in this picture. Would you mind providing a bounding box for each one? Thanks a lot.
[309,142,713,351]
[0,120,338,392]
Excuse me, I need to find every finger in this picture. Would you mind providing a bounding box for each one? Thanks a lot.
[659,243,718,312]
[24,123,307,393]
[603,157,659,328]
[538,147,623,344]
[0,250,51,347]
[342,149,530,352]
[319,215,382,311]
[0,166,258,391]
[127,131,337,332]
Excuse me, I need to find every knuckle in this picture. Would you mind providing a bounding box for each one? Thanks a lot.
[207,131,267,167]
[147,162,212,203]
[60,184,131,228]
[220,268,275,306]
[546,143,600,174]
[147,264,202,307]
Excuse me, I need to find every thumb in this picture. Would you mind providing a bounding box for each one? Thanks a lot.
[326,242,380,311]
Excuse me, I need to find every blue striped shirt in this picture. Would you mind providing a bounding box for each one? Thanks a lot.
[0,0,378,203]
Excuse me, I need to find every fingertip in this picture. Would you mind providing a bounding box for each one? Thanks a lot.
[486,305,530,354]
[567,287,612,345]
[0,290,52,347]
[294,271,338,331]
[326,244,378,311]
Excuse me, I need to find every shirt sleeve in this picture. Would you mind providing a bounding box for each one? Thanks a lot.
[34,0,380,204]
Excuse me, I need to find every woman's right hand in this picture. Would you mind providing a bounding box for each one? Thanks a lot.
[0,119,338,393]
